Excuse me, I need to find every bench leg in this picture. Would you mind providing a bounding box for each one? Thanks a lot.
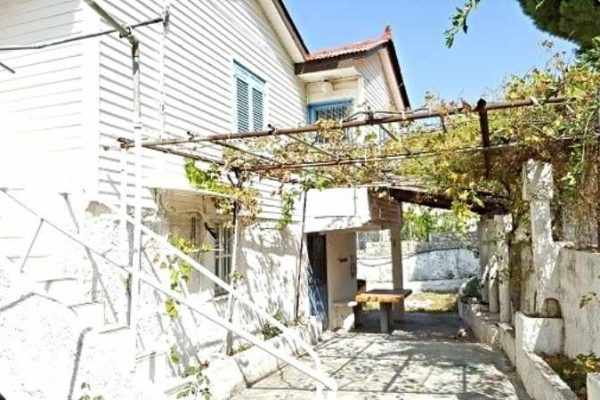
[380,303,392,333]
[353,302,363,328]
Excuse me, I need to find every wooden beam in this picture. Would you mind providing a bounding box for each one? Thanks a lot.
[388,188,508,215]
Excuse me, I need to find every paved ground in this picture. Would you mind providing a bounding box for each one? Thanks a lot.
[233,312,530,399]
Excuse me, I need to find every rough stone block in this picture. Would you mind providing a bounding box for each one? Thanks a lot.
[516,312,563,355]
[522,160,554,201]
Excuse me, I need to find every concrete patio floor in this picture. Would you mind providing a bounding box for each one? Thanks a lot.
[233,312,530,399]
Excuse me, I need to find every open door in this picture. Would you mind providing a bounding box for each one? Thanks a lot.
[307,233,328,329]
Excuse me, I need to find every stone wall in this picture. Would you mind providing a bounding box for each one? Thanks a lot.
[521,161,600,358]
[358,236,480,293]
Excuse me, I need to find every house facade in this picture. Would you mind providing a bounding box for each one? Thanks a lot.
[0,0,409,398]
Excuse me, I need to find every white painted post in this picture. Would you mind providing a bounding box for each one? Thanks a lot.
[488,265,499,314]
[224,204,241,355]
[478,217,491,304]
[131,40,143,334]
[496,215,512,323]
[522,160,561,313]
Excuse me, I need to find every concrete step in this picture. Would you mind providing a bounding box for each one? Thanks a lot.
[70,302,105,328]
[72,325,136,400]
[34,276,91,305]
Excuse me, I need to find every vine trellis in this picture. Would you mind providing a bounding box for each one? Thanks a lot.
[120,54,600,245]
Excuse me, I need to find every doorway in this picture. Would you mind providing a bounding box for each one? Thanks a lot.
[307,233,328,329]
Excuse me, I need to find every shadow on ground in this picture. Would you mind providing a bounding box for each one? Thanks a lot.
[234,312,530,400]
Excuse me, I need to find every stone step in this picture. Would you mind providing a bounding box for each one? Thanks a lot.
[70,302,105,328]
[34,276,91,306]
[233,389,459,399]
[72,326,136,400]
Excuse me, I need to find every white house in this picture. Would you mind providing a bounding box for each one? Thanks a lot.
[0,1,410,398]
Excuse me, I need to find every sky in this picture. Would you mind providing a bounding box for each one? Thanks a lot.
[284,0,578,107]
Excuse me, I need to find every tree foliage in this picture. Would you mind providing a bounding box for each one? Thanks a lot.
[519,0,600,49]
[446,0,600,49]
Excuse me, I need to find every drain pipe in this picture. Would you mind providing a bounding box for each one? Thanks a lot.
[83,0,143,329]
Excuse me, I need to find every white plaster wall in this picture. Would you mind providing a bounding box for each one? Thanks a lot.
[555,249,600,357]
[305,188,371,233]
[326,231,357,329]
[0,256,135,400]
[588,374,600,400]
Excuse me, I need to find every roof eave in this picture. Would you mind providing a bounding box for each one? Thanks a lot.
[385,41,411,110]
[294,41,411,110]
[272,0,309,60]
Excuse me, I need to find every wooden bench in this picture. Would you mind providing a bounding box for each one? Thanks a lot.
[355,289,413,333]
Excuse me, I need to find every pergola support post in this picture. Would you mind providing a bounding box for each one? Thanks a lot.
[390,205,404,317]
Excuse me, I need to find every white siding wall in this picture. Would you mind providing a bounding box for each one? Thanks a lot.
[357,52,395,112]
[95,0,307,219]
[0,0,96,190]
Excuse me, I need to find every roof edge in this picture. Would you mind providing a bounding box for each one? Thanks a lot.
[273,0,309,59]
[295,28,411,109]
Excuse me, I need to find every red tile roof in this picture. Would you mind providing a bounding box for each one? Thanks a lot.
[306,26,394,61]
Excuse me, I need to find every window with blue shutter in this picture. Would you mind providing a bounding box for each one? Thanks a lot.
[236,79,249,132]
[234,62,265,132]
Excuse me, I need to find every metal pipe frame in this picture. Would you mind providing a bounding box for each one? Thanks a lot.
[244,132,597,173]
[131,97,567,148]
[0,18,163,52]
[83,0,146,341]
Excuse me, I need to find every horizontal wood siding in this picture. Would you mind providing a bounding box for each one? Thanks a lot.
[0,0,91,190]
[96,0,306,219]
[358,53,394,112]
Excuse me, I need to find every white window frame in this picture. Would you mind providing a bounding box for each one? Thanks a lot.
[233,61,266,132]
[214,225,233,291]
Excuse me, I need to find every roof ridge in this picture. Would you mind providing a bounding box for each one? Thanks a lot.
[307,26,393,61]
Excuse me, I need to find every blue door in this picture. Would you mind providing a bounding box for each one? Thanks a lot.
[307,233,328,329]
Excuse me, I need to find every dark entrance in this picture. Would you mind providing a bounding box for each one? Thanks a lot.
[307,233,328,328]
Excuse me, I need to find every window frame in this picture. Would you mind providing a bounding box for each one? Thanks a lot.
[214,224,233,293]
[307,99,353,124]
[233,61,266,133]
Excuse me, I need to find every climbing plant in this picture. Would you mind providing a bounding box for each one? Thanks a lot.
[169,345,211,399]
[182,50,600,246]
[185,159,260,226]
[402,206,473,241]
[162,235,214,320]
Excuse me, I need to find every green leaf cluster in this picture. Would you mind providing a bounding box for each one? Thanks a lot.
[185,159,261,226]
[544,352,600,397]
[170,345,211,399]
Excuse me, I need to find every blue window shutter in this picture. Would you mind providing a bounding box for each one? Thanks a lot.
[252,88,264,131]
[234,62,265,132]
[236,78,249,132]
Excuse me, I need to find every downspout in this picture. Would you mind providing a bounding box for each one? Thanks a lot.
[83,0,143,329]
